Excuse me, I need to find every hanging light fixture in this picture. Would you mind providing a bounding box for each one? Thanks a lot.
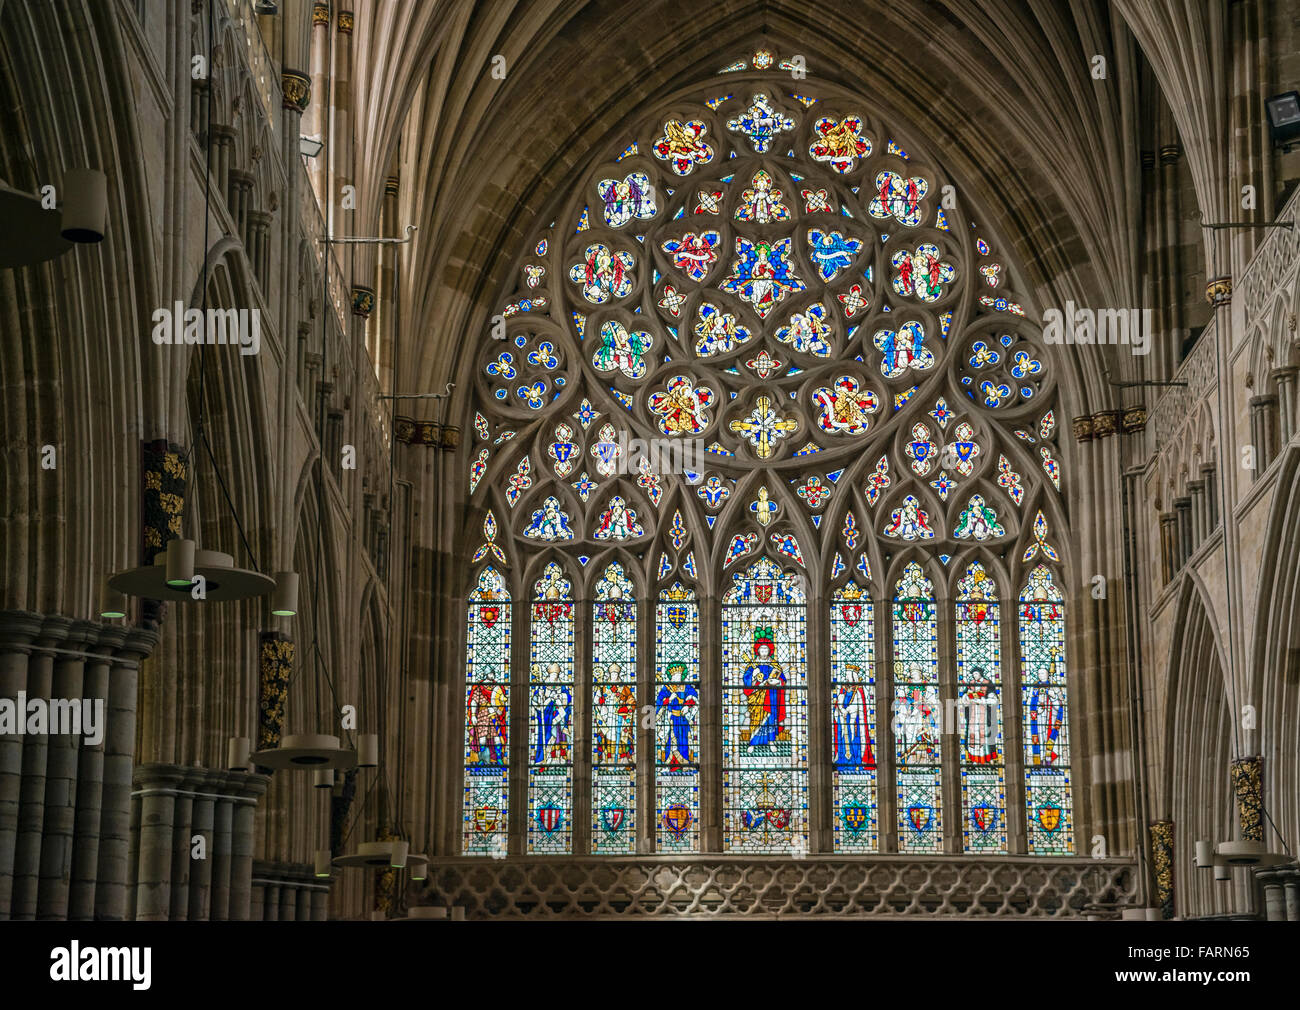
[270,571,299,616]
[226,737,252,771]
[99,580,127,620]
[251,733,357,770]
[406,854,427,881]
[314,849,332,878]
[58,168,108,243]
[332,839,408,869]
[357,733,379,768]
[313,768,335,789]
[109,547,275,602]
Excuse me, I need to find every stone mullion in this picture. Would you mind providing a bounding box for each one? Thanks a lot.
[1173,496,1192,566]
[1274,368,1298,444]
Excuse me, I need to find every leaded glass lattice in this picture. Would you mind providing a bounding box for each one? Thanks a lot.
[528,562,575,854]
[893,562,941,852]
[462,49,1073,859]
[722,557,808,853]
[591,562,637,852]
[955,562,1006,853]
[1020,565,1073,854]
[464,568,510,856]
[831,581,876,852]
[656,582,700,852]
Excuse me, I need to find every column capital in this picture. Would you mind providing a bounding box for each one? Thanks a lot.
[0,609,45,650]
[281,69,310,114]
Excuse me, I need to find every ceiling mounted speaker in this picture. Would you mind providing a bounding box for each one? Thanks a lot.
[251,733,357,770]
[59,168,107,243]
[109,548,275,602]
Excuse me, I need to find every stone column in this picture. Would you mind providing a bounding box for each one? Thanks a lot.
[1158,513,1178,582]
[264,882,281,921]
[132,764,186,920]
[310,887,328,920]
[304,2,331,201]
[0,612,41,919]
[296,884,312,922]
[1159,144,1183,379]
[1187,480,1206,545]
[1173,497,1192,567]
[68,628,123,919]
[1256,870,1286,921]
[228,170,254,243]
[188,788,215,921]
[210,124,235,198]
[12,619,66,918]
[1281,866,1300,922]
[1200,465,1217,530]
[95,626,155,920]
[1272,368,1297,444]
[210,785,234,921]
[229,772,269,920]
[250,210,272,288]
[279,882,297,921]
[1247,395,1277,477]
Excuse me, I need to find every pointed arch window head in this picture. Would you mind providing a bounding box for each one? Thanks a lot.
[461,56,1075,860]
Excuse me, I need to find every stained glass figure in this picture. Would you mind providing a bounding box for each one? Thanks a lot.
[956,563,1006,853]
[722,558,808,853]
[719,236,806,319]
[592,563,637,853]
[464,568,510,855]
[528,563,575,853]
[831,582,877,852]
[1020,565,1073,854]
[893,562,941,852]
[656,583,700,851]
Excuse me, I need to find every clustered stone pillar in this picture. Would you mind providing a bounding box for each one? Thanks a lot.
[128,764,269,921]
[1199,464,1218,530]
[210,124,235,197]
[228,169,255,246]
[1158,512,1179,583]
[249,210,272,289]
[0,611,157,920]
[1173,496,1192,566]
[249,861,330,921]
[1247,395,1278,478]
[1273,368,1297,445]
[1187,480,1206,545]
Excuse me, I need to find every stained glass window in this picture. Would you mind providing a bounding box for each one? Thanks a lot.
[1020,565,1073,854]
[463,567,510,856]
[528,562,574,853]
[655,582,700,851]
[831,581,876,852]
[464,55,1073,859]
[892,562,941,852]
[955,562,1006,853]
[722,557,808,853]
[591,562,636,852]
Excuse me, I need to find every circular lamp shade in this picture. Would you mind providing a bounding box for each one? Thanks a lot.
[332,839,405,869]
[59,169,107,243]
[406,854,428,880]
[0,181,72,266]
[108,548,275,603]
[251,733,357,771]
[1215,840,1292,868]
[270,571,299,616]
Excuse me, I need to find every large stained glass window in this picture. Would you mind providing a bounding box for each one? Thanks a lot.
[722,557,807,853]
[892,562,941,852]
[462,47,1075,859]
[831,581,876,852]
[1020,565,1073,854]
[955,562,1006,853]
[463,567,510,856]
[591,562,637,853]
[655,582,700,852]
[528,562,575,854]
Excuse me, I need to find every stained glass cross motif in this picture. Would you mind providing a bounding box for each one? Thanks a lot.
[749,485,779,526]
[727,94,795,153]
[730,394,798,459]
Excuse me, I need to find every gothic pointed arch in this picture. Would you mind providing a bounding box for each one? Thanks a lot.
[457,43,1076,858]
